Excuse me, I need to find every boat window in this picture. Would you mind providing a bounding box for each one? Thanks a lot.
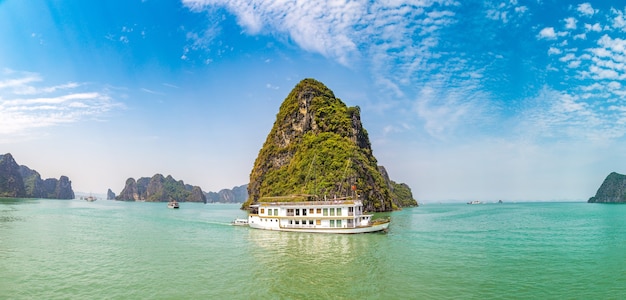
[309,220,313,225]
[302,209,307,216]
[274,209,278,215]
[323,208,328,216]
[295,209,300,216]
[268,209,272,216]
[309,209,314,214]
[316,220,321,225]
[260,208,265,214]
[337,220,342,227]
[287,209,294,216]
[295,220,300,225]
[336,208,342,216]
[316,208,321,214]
[330,208,335,216]
[330,220,335,227]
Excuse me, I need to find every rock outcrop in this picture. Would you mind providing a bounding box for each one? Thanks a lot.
[115,174,207,203]
[588,172,626,203]
[107,189,116,200]
[245,78,416,211]
[379,166,418,207]
[205,184,248,203]
[0,153,75,199]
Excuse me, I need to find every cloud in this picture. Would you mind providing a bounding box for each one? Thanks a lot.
[584,23,602,32]
[564,17,577,29]
[577,3,597,17]
[612,8,626,31]
[485,0,528,24]
[548,47,562,55]
[182,0,364,66]
[0,70,121,139]
[538,27,557,39]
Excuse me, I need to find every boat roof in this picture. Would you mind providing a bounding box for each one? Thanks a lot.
[256,200,361,207]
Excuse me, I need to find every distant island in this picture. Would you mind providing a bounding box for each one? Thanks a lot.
[109,183,248,203]
[205,184,248,203]
[588,172,626,203]
[0,153,75,199]
[112,174,206,203]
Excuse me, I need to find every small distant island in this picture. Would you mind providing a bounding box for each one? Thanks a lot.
[110,175,248,203]
[113,174,207,203]
[588,172,626,203]
[0,153,75,199]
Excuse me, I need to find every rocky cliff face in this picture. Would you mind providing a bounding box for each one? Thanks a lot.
[107,189,116,200]
[379,166,418,207]
[588,172,626,203]
[246,78,415,212]
[115,174,207,202]
[0,153,74,199]
[0,153,26,197]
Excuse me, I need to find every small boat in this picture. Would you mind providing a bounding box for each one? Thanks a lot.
[467,200,481,205]
[85,195,97,202]
[167,200,179,209]
[247,195,389,234]
[231,218,249,226]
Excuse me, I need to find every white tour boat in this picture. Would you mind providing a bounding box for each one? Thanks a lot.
[247,196,389,234]
[231,218,249,226]
[167,200,180,209]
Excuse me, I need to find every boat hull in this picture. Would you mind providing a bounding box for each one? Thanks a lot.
[248,221,389,234]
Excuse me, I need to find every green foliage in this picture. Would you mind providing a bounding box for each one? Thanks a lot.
[391,181,418,207]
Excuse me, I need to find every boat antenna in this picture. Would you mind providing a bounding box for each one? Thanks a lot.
[302,154,317,196]
[339,158,351,197]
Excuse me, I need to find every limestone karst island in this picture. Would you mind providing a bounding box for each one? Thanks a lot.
[588,172,626,203]
[0,153,74,199]
[244,78,417,212]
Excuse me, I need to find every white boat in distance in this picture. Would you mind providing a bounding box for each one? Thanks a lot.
[248,196,389,234]
[167,200,179,209]
[231,218,249,226]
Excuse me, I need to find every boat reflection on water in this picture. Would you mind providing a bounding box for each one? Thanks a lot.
[245,228,388,298]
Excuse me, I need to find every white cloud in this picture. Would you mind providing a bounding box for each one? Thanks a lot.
[538,27,557,39]
[577,3,597,17]
[564,17,577,29]
[548,47,562,55]
[0,71,121,138]
[568,60,581,68]
[559,53,576,62]
[612,8,626,31]
[584,23,602,32]
[182,0,365,66]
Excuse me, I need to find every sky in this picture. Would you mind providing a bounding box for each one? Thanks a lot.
[1,0,626,202]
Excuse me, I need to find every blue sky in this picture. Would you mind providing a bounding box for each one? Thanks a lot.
[1,0,626,202]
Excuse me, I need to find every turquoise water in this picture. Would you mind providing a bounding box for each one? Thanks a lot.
[1,199,625,299]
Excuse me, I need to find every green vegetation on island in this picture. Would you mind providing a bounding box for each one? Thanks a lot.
[114,174,206,202]
[245,78,417,211]
[0,153,75,199]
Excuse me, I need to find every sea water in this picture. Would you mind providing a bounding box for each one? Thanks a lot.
[1,199,625,299]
